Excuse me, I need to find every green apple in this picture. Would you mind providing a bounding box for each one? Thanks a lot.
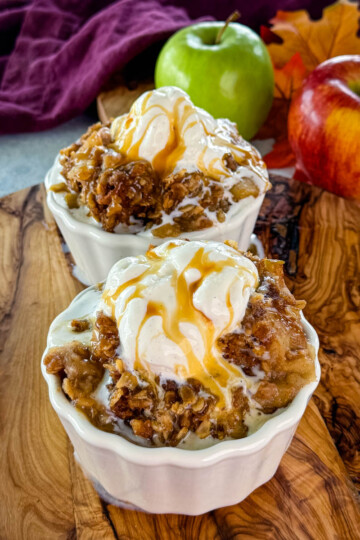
[155,21,274,140]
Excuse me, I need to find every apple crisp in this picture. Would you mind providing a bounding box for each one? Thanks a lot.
[50,87,271,238]
[57,121,262,237]
[44,249,315,447]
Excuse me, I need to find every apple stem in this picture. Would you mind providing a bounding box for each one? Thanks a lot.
[215,10,241,45]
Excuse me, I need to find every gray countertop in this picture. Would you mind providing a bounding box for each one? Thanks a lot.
[0,113,97,198]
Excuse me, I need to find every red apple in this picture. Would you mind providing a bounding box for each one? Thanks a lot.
[288,55,360,200]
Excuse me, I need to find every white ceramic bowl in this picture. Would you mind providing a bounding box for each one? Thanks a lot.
[41,285,320,515]
[45,160,265,285]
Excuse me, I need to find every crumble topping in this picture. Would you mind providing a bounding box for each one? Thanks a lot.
[70,318,90,332]
[58,123,257,237]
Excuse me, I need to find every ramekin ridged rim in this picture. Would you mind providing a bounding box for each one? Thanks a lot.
[44,162,266,246]
[41,285,320,468]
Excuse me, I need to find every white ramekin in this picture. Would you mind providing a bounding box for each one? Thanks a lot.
[41,286,320,515]
[45,161,265,284]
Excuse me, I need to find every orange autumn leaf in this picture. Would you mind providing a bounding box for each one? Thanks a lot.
[273,52,308,100]
[266,0,360,72]
[263,139,295,169]
[255,97,296,168]
[256,97,290,140]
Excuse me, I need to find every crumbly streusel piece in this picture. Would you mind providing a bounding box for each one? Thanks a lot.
[60,123,163,231]
[218,257,315,412]
[43,341,103,400]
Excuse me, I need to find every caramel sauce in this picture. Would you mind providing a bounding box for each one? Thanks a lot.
[111,91,264,183]
[103,245,258,407]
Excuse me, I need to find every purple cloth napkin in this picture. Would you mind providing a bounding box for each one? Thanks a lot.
[0,0,332,133]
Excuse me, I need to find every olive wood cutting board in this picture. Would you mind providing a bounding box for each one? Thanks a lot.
[0,175,359,539]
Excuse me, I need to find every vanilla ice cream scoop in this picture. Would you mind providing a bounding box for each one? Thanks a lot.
[99,240,259,407]
[111,86,269,191]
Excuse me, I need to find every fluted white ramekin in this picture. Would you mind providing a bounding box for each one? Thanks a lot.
[45,160,265,284]
[41,285,320,515]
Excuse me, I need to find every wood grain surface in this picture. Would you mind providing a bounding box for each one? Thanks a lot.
[254,176,360,489]
[0,182,359,539]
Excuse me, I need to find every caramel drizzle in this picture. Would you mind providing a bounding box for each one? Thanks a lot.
[111,91,265,183]
[103,245,258,407]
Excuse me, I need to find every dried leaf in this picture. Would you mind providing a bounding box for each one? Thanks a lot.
[273,52,308,100]
[255,86,296,169]
[257,0,360,169]
[260,26,283,45]
[265,0,360,71]
[255,85,297,168]
[263,139,295,169]
[256,98,290,141]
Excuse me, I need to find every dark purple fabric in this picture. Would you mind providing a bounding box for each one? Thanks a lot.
[0,0,333,133]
